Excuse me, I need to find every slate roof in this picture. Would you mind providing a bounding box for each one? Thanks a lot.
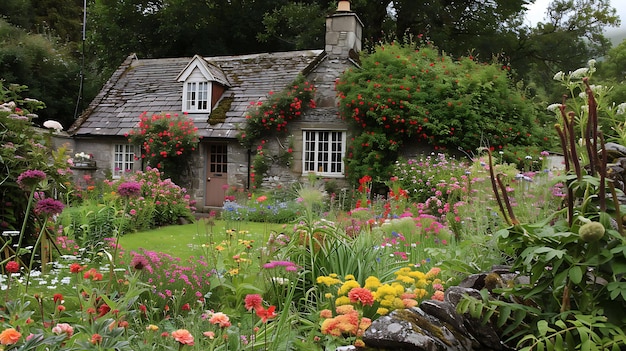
[69,50,325,139]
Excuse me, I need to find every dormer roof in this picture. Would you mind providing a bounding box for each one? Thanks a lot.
[176,54,230,87]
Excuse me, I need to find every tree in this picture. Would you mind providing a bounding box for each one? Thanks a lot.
[0,19,82,129]
[336,41,552,183]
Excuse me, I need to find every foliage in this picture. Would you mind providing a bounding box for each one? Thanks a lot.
[0,18,85,128]
[337,40,551,183]
[0,83,74,246]
[127,112,200,186]
[237,75,316,149]
[392,154,470,203]
[236,75,315,186]
[456,65,626,350]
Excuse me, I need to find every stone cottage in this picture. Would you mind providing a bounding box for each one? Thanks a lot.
[68,1,362,211]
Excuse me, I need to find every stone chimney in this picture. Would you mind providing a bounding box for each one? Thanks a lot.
[325,0,363,59]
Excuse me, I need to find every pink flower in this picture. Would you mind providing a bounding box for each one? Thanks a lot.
[244,294,263,311]
[209,312,231,328]
[256,195,268,203]
[171,329,194,345]
[17,170,46,189]
[117,181,142,198]
[51,323,74,338]
[34,198,65,216]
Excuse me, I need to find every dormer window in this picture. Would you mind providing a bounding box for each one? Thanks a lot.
[184,81,210,112]
[177,55,230,114]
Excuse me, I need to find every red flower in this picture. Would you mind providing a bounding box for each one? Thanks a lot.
[83,268,103,281]
[90,333,102,345]
[5,261,19,273]
[244,294,263,311]
[181,303,190,311]
[53,293,64,304]
[348,287,375,306]
[256,305,277,323]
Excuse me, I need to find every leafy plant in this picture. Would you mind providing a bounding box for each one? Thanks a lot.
[336,40,552,184]
[126,112,200,186]
[457,62,626,350]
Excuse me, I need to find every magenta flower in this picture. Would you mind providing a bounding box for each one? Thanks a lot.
[117,182,142,198]
[17,170,46,189]
[34,198,65,216]
[131,254,150,271]
[263,260,299,271]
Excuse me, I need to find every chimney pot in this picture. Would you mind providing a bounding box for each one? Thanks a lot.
[337,0,351,12]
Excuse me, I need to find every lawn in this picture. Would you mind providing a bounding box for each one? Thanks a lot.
[118,219,286,260]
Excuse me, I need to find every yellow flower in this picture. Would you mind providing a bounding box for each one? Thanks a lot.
[338,280,360,295]
[376,307,389,315]
[397,275,415,284]
[215,245,225,252]
[325,293,334,299]
[392,297,405,309]
[146,324,159,331]
[316,276,342,286]
[345,274,356,281]
[335,296,350,306]
[364,276,381,290]
[228,268,239,275]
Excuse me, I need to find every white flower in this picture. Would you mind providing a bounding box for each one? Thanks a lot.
[547,103,563,113]
[43,120,63,132]
[569,67,589,79]
[616,102,626,115]
[588,59,596,67]
[553,71,565,81]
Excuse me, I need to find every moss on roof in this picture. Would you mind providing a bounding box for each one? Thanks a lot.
[208,96,233,125]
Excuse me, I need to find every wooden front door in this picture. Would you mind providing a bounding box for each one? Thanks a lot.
[205,143,228,207]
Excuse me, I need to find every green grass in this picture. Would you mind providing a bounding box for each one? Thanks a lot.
[118,219,286,259]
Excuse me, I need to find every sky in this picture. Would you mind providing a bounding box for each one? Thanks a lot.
[525,0,626,37]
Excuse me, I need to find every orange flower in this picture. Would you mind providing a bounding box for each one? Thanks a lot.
[90,333,102,345]
[432,290,444,301]
[319,309,333,319]
[208,312,231,328]
[256,195,268,203]
[0,328,21,345]
[348,287,374,306]
[171,329,195,345]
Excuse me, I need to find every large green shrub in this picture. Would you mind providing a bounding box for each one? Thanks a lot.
[336,41,552,184]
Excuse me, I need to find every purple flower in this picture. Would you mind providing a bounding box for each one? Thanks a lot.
[17,169,46,189]
[34,198,65,216]
[117,181,142,198]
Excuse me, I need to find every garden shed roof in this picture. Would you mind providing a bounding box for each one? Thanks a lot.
[69,50,325,139]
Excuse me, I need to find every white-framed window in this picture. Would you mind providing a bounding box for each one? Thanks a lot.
[183,81,210,112]
[113,144,136,178]
[303,130,345,176]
